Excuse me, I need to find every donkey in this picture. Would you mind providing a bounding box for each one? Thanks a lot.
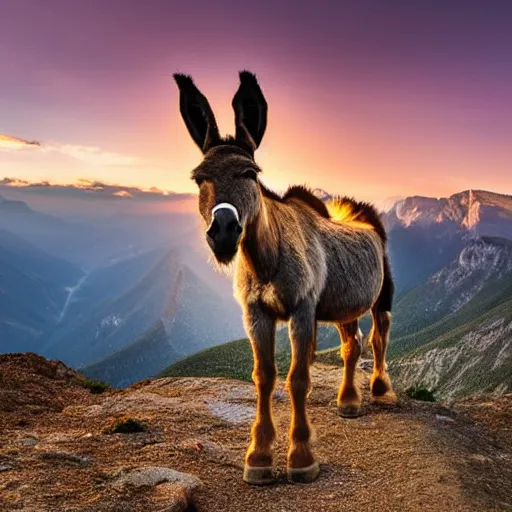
[173,71,396,485]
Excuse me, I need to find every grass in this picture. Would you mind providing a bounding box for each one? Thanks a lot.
[104,417,147,434]
[406,385,436,402]
[159,335,347,383]
[315,346,342,366]
[160,281,512,400]
[159,338,294,381]
[81,379,111,394]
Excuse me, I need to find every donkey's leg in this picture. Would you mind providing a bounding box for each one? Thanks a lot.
[369,308,397,404]
[337,320,362,418]
[287,298,320,483]
[243,302,277,485]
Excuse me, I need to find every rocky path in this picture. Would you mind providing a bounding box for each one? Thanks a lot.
[0,354,511,511]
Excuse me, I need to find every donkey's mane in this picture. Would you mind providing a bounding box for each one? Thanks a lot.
[260,183,386,242]
[283,186,331,218]
[259,183,330,218]
[327,196,387,242]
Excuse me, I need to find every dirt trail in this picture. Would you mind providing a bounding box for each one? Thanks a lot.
[0,354,511,511]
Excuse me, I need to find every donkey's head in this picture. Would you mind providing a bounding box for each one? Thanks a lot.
[173,71,267,264]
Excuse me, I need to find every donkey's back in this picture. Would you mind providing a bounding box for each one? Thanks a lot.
[279,192,388,323]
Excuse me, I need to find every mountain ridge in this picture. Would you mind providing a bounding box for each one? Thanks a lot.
[384,189,512,234]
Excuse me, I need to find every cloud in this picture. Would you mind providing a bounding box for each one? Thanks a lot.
[0,133,40,150]
[0,177,195,203]
[1,133,139,167]
[51,144,139,166]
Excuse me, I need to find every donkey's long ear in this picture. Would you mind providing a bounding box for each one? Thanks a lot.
[173,74,221,153]
[232,71,267,154]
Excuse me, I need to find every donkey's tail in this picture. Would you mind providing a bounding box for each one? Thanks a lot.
[326,196,394,312]
[376,254,394,313]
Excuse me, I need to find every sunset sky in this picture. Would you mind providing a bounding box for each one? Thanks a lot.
[1,0,511,203]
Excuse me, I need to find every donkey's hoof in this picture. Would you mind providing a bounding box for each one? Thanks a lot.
[287,461,320,484]
[243,465,275,486]
[337,404,362,418]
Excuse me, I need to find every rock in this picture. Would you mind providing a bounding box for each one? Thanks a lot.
[179,438,243,469]
[16,435,39,447]
[112,467,203,512]
[273,388,287,401]
[207,400,254,424]
[0,463,14,472]
[436,414,456,423]
[112,466,203,492]
[39,451,92,465]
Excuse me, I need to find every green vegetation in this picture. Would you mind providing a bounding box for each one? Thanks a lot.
[392,294,512,399]
[406,385,436,402]
[315,346,342,366]
[159,334,347,382]
[81,379,111,394]
[104,417,147,434]
[389,273,512,359]
[160,338,290,381]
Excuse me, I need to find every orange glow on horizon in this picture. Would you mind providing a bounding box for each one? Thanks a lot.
[2,78,511,203]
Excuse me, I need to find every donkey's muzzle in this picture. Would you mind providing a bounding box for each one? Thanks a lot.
[206,208,242,261]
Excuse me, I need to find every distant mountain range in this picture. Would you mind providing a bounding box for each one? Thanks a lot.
[0,194,244,382]
[0,228,83,352]
[1,188,511,396]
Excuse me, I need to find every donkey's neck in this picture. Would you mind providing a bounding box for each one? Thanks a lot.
[240,193,280,282]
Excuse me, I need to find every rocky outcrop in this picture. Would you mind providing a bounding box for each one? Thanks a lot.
[391,317,512,399]
[384,189,512,237]
[1,354,511,511]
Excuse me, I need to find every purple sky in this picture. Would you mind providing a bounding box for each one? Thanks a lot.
[1,0,511,200]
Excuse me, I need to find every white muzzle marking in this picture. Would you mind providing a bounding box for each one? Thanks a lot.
[211,202,240,222]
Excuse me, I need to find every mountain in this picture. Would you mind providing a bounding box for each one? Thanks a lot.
[390,294,512,399]
[0,193,245,377]
[44,249,244,378]
[81,264,244,387]
[384,190,512,294]
[0,195,197,269]
[384,189,512,235]
[53,247,169,325]
[0,229,83,352]
[387,236,512,399]
[390,236,512,341]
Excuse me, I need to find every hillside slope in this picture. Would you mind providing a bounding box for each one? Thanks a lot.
[44,250,244,370]
[160,324,348,382]
[390,236,512,340]
[0,229,83,352]
[1,354,511,511]
[390,296,512,399]
[81,264,244,387]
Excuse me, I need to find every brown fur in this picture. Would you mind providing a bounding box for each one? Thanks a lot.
[174,71,396,482]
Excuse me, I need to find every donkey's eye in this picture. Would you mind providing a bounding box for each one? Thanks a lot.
[195,177,205,186]
[241,169,257,180]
